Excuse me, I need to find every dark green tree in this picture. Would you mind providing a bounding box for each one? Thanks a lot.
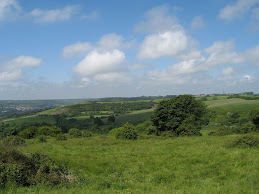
[151,95,207,136]
[249,109,259,128]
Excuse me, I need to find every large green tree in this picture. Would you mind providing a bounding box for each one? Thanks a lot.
[151,95,207,136]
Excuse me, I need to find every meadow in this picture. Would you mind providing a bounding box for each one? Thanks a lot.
[3,133,258,193]
[1,96,259,193]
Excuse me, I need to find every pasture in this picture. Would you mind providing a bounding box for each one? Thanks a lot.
[6,133,258,193]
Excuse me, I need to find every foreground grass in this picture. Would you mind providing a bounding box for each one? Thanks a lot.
[3,134,257,193]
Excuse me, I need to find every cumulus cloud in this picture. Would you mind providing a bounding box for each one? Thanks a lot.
[191,16,205,29]
[73,49,125,76]
[30,5,79,23]
[93,72,132,83]
[243,45,259,65]
[240,74,256,83]
[219,0,259,21]
[205,41,243,66]
[138,27,188,59]
[62,42,92,58]
[96,33,124,51]
[134,5,178,33]
[0,0,21,21]
[0,56,42,86]
[222,67,234,76]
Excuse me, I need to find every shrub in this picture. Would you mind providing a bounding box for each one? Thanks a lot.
[56,134,67,141]
[69,128,82,137]
[38,136,47,143]
[175,116,202,136]
[236,122,256,134]
[228,135,259,148]
[83,131,93,138]
[249,109,259,128]
[116,123,138,140]
[208,126,234,136]
[0,149,71,188]
[19,126,38,139]
[146,125,159,135]
[2,136,25,146]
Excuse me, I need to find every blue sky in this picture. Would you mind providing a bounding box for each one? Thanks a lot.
[0,0,259,100]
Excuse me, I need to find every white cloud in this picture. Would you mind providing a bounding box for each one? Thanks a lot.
[93,72,132,83]
[134,5,178,33]
[30,5,79,23]
[73,49,125,76]
[219,0,259,21]
[0,56,42,86]
[0,70,21,82]
[253,7,259,20]
[5,56,42,70]
[138,27,188,59]
[205,41,243,66]
[222,67,234,76]
[0,0,21,21]
[191,16,205,29]
[81,11,99,20]
[62,42,92,58]
[97,33,124,51]
[240,74,256,83]
[243,45,259,65]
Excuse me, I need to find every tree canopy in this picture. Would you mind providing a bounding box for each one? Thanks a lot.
[151,95,207,136]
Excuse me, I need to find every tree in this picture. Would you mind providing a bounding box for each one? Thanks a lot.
[151,95,207,136]
[249,109,259,128]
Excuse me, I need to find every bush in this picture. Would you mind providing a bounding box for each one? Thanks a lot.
[19,126,38,139]
[82,131,93,138]
[175,116,202,136]
[208,126,234,136]
[228,135,259,148]
[0,149,71,188]
[56,134,67,141]
[69,128,82,137]
[116,123,138,140]
[2,136,25,146]
[236,122,256,134]
[146,125,159,135]
[38,136,47,143]
[249,109,259,128]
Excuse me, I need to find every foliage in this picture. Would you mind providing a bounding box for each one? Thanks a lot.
[208,126,234,136]
[115,123,138,140]
[19,126,38,139]
[82,131,93,138]
[0,149,70,188]
[38,136,47,143]
[151,95,206,136]
[228,135,259,148]
[249,109,259,127]
[56,134,67,141]
[69,128,82,137]
[2,136,25,146]
[175,116,202,136]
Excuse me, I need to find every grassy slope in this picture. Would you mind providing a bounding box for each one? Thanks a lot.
[205,98,259,113]
[12,134,259,193]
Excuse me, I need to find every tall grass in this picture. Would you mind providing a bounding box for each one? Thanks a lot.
[4,134,257,193]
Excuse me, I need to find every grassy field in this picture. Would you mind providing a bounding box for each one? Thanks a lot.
[4,133,257,193]
[5,115,56,125]
[205,98,259,113]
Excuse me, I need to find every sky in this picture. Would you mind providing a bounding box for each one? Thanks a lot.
[0,0,259,100]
